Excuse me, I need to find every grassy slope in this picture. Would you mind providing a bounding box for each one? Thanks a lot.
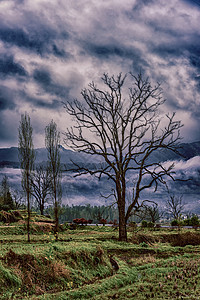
[0,224,200,300]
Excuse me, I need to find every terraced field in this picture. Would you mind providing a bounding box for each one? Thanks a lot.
[0,223,200,299]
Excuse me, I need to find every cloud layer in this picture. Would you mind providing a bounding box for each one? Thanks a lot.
[0,0,200,147]
[0,155,199,210]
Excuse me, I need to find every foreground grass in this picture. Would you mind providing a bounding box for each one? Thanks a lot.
[36,254,200,300]
[0,224,200,299]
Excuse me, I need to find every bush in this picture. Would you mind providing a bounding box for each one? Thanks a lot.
[182,218,190,226]
[73,218,88,225]
[141,220,148,228]
[190,215,199,227]
[182,215,199,227]
[100,218,107,226]
[171,219,180,227]
[141,220,155,228]
[147,221,154,228]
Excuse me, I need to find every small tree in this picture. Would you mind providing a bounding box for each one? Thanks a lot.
[64,72,182,241]
[45,120,62,240]
[11,189,25,209]
[18,113,35,242]
[93,206,109,224]
[31,165,52,215]
[166,192,184,221]
[0,175,15,211]
[134,203,161,224]
[189,215,199,227]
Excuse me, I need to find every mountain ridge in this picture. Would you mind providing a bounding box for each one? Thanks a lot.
[0,141,200,169]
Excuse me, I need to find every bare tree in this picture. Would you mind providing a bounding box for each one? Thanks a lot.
[11,189,25,209]
[45,120,62,240]
[31,165,52,215]
[92,206,109,224]
[18,113,35,242]
[63,72,182,241]
[134,202,162,224]
[166,192,184,220]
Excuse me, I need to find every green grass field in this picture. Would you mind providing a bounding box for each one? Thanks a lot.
[0,223,200,299]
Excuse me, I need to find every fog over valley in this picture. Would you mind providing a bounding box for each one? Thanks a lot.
[0,142,200,214]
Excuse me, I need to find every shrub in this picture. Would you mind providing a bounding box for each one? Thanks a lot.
[141,220,148,228]
[100,218,107,226]
[190,215,199,227]
[182,215,199,227]
[147,222,154,228]
[182,218,190,226]
[171,219,180,227]
[73,218,88,225]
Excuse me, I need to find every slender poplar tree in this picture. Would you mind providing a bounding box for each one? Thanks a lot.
[18,113,35,242]
[45,120,62,241]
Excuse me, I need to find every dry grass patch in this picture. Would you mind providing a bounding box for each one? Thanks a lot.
[160,231,200,246]
[2,249,71,296]
[129,254,157,266]
[131,233,160,245]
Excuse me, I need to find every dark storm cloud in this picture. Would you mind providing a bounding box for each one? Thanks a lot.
[0,55,27,78]
[26,95,62,110]
[0,27,44,54]
[0,24,69,57]
[52,44,67,58]
[150,34,200,69]
[0,86,16,111]
[0,109,18,145]
[86,42,144,61]
[183,0,200,8]
[87,44,125,58]
[84,42,149,74]
[33,68,71,98]
[0,0,199,147]
[189,45,200,69]
[33,69,52,87]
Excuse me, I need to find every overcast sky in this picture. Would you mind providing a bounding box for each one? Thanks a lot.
[0,0,200,148]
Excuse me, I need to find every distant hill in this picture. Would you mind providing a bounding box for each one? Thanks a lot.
[146,141,200,163]
[0,141,200,169]
[0,145,103,168]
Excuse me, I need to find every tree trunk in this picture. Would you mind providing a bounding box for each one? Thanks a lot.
[118,203,127,241]
[27,189,30,243]
[40,203,44,216]
[54,200,59,241]
[54,179,59,241]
